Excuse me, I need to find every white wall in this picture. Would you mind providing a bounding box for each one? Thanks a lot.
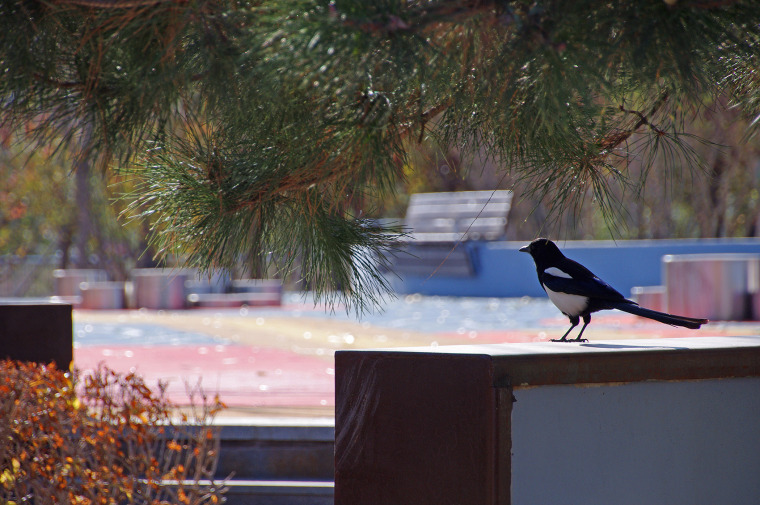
[511,377,760,505]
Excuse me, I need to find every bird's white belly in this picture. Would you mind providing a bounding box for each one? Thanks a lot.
[544,285,588,317]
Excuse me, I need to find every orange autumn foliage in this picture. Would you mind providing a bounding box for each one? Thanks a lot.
[0,361,226,504]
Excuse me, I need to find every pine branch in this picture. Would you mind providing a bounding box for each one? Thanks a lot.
[57,0,170,8]
[688,0,744,8]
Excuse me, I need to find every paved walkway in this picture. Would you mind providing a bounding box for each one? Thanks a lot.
[72,296,760,418]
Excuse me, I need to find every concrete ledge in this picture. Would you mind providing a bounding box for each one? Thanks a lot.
[162,480,333,505]
[208,419,335,482]
[214,423,334,442]
[664,254,760,320]
[132,269,189,310]
[630,285,665,312]
[222,480,334,505]
[225,480,334,490]
[386,336,760,387]
[79,281,125,310]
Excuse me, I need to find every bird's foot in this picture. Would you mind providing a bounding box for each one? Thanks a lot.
[570,338,588,343]
[551,338,569,343]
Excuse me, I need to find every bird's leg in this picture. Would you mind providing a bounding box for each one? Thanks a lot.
[569,315,591,342]
[552,316,579,342]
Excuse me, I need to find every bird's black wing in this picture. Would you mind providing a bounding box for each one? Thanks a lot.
[541,269,627,302]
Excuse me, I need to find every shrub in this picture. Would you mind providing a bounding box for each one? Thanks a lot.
[0,361,226,504]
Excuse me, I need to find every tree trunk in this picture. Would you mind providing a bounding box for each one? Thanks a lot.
[74,122,93,268]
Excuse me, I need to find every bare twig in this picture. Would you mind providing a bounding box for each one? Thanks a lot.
[599,91,670,152]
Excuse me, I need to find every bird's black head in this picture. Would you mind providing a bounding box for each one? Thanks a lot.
[519,238,565,264]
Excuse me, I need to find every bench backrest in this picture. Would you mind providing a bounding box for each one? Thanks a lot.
[404,190,512,241]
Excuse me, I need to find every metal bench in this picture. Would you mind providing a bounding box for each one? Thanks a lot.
[393,190,512,278]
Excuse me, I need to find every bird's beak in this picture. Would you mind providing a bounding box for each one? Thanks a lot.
[519,245,530,253]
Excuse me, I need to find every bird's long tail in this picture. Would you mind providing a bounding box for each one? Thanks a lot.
[612,302,708,329]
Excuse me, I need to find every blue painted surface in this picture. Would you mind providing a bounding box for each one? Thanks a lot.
[74,322,222,347]
[391,239,760,298]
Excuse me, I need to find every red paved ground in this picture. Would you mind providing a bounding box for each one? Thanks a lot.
[75,344,335,409]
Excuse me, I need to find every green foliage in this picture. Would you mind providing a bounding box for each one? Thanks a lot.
[2,0,760,310]
[0,361,225,505]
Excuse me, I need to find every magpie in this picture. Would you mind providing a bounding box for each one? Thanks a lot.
[519,238,708,342]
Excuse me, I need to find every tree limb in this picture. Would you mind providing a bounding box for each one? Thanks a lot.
[338,0,499,34]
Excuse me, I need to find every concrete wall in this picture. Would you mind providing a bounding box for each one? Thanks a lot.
[512,377,760,505]
[392,238,760,298]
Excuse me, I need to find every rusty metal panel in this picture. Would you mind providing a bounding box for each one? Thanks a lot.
[335,351,512,505]
[0,303,73,367]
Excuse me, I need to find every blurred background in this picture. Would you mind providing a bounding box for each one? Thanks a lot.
[5,98,760,416]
